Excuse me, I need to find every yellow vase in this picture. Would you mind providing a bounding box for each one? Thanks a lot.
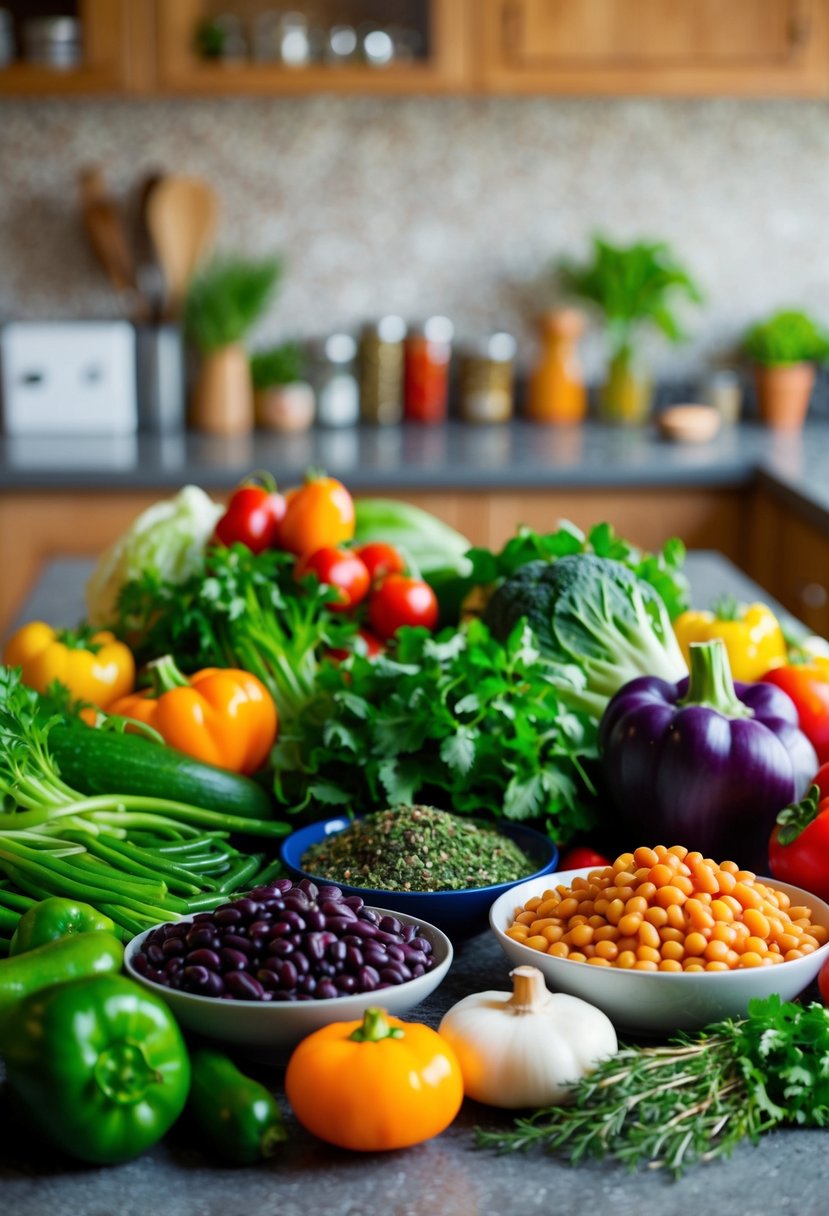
[600,351,653,426]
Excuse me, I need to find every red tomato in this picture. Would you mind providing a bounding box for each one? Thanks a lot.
[768,786,829,901]
[295,547,370,612]
[355,542,406,584]
[760,663,829,765]
[559,846,611,871]
[213,483,286,553]
[327,629,386,664]
[368,575,439,640]
[279,475,355,556]
[819,957,829,1006]
[815,763,829,803]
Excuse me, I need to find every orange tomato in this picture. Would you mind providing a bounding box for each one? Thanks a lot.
[278,474,355,556]
[285,1007,463,1151]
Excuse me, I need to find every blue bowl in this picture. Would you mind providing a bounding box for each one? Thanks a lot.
[279,817,559,940]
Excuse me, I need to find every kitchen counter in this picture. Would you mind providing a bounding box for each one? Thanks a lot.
[0,419,827,522]
[2,550,829,1216]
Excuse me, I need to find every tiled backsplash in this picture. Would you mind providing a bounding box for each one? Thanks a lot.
[2,95,829,389]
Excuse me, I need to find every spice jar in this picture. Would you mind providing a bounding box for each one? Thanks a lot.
[459,333,517,424]
[359,316,406,425]
[309,333,359,428]
[527,309,587,424]
[404,316,454,425]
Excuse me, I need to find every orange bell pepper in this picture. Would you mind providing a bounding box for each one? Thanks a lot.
[285,1006,463,1152]
[107,655,277,775]
[3,621,135,709]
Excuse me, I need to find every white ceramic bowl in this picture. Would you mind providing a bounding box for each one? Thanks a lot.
[489,868,829,1034]
[124,906,452,1054]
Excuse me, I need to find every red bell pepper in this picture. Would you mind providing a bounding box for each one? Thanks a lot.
[761,658,829,766]
[769,784,829,901]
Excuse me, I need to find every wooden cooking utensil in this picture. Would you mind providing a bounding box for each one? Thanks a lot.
[146,175,219,319]
[133,169,166,325]
[79,165,142,317]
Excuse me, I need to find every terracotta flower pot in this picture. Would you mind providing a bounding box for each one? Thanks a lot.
[754,362,815,431]
[190,343,253,436]
[254,382,315,432]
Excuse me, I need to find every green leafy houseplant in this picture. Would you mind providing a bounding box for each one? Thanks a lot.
[250,342,305,390]
[741,309,829,431]
[184,257,281,355]
[557,236,703,424]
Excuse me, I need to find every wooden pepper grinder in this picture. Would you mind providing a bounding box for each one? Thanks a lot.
[527,308,588,424]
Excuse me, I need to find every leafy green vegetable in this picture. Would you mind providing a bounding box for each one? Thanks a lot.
[184,256,281,354]
[477,995,829,1177]
[250,342,305,389]
[467,520,689,621]
[114,544,354,724]
[742,308,829,368]
[272,618,598,843]
[482,553,688,719]
[86,485,223,627]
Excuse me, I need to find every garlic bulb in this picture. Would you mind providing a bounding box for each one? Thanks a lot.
[438,965,617,1109]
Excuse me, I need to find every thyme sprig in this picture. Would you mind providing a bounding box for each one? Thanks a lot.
[476,996,829,1177]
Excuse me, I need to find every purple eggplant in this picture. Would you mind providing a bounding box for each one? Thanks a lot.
[599,639,818,873]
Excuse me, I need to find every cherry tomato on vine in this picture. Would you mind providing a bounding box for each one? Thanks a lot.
[213,480,286,554]
[355,542,406,584]
[559,846,611,871]
[278,475,355,556]
[295,547,370,612]
[368,575,439,640]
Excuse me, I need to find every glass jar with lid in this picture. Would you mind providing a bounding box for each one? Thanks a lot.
[359,316,406,425]
[404,316,454,425]
[308,333,360,429]
[459,333,517,424]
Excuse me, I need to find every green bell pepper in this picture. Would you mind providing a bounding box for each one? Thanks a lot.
[188,1048,287,1165]
[9,896,116,955]
[0,973,190,1165]
[0,930,124,1017]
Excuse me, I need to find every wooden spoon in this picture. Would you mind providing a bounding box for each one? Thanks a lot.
[79,164,142,316]
[146,175,219,319]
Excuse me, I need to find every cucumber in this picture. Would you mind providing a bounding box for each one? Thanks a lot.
[48,725,275,821]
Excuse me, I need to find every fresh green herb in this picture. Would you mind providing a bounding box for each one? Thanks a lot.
[184,256,281,354]
[467,521,690,622]
[302,805,534,892]
[477,995,829,1177]
[114,543,354,724]
[251,342,305,389]
[274,618,598,844]
[742,309,829,368]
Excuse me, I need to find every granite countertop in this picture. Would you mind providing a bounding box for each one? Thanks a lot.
[2,420,829,528]
[3,551,829,1216]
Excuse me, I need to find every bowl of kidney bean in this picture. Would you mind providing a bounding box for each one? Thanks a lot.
[123,878,453,1051]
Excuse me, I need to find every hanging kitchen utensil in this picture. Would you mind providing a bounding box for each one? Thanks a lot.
[78,165,143,319]
[133,169,166,326]
[146,175,219,319]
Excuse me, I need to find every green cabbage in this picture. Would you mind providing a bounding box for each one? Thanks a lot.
[86,485,223,626]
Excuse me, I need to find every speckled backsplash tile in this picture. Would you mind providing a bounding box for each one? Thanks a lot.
[2,96,829,393]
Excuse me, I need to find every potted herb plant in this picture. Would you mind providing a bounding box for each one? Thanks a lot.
[184,256,280,436]
[557,236,703,425]
[742,309,829,431]
[251,342,315,432]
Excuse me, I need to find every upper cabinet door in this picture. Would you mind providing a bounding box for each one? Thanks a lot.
[478,0,829,94]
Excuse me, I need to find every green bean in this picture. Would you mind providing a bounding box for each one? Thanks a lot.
[51,851,172,902]
[0,888,36,914]
[0,861,55,902]
[98,904,164,938]
[0,937,10,958]
[0,905,21,935]
[62,831,205,898]
[248,858,285,887]
[215,854,266,895]
[0,850,180,923]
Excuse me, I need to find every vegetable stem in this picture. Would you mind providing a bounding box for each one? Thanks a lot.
[678,640,753,718]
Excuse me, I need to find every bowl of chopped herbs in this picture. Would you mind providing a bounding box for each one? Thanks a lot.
[280,805,558,940]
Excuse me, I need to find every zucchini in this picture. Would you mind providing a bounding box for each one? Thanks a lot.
[48,725,275,821]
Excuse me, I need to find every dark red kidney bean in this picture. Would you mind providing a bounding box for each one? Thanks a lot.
[342,934,363,947]
[295,993,314,1002]
[257,969,282,991]
[283,896,310,915]
[316,961,336,978]
[164,957,184,976]
[218,947,249,972]
[345,945,364,972]
[214,907,243,927]
[292,952,310,976]
[185,948,221,970]
[357,909,379,924]
[297,879,319,901]
[318,885,344,902]
[201,971,226,997]
[281,911,307,931]
[192,912,216,924]
[385,944,405,964]
[411,963,426,978]
[268,921,292,939]
[146,944,165,966]
[232,898,259,921]
[220,933,254,955]
[351,920,379,940]
[183,965,212,991]
[379,966,406,985]
[304,933,327,962]
[356,965,380,992]
[131,952,149,975]
[161,937,185,958]
[335,974,357,994]
[323,916,357,936]
[225,971,265,1000]
[248,919,272,938]
[403,947,427,968]
[298,975,316,996]
[376,982,392,990]
[327,940,347,964]
[321,900,356,920]
[304,909,325,933]
[342,895,364,911]
[379,915,402,935]
[400,924,417,942]
[375,929,404,946]
[277,960,298,990]
[186,926,220,951]
[271,991,298,1002]
[316,979,338,1000]
[159,922,185,940]
[363,944,388,968]
[411,936,432,955]
[265,940,294,959]
[258,898,285,914]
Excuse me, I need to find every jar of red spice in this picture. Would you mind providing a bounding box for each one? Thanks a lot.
[403,316,454,424]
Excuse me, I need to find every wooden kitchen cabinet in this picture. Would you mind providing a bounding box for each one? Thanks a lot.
[476,0,829,96]
[746,486,829,636]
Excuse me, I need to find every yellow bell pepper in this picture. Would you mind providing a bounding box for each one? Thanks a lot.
[3,621,135,709]
[673,598,787,683]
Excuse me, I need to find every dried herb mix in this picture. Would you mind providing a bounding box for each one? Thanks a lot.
[301,805,534,892]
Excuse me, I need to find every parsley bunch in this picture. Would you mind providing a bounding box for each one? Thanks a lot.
[477,995,829,1177]
[273,618,598,842]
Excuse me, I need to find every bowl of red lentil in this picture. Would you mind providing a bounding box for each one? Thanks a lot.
[488,844,829,1033]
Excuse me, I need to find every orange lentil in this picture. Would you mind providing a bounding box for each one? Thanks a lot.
[659,927,685,944]
[638,922,661,951]
[618,913,643,937]
[524,935,549,952]
[661,940,685,962]
[659,958,683,972]
[568,952,587,964]
[617,950,637,969]
[684,932,708,956]
[594,939,619,961]
[637,946,662,965]
[634,960,659,971]
[644,905,669,928]
[666,904,687,931]
[656,885,687,908]
[649,864,675,888]
[548,942,569,958]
